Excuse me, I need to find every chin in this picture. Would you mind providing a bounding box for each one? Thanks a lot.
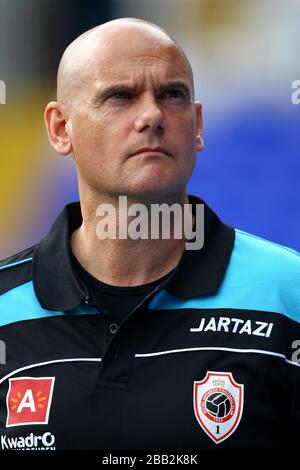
[125,180,188,203]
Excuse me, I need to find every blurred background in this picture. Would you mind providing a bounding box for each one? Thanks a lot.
[0,0,299,259]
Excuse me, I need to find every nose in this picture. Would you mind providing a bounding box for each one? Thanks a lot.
[134,96,165,133]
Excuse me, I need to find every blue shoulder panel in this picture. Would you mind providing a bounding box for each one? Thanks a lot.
[149,229,300,323]
[0,257,33,271]
[0,281,99,327]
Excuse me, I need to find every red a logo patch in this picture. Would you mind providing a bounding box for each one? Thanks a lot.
[6,377,55,427]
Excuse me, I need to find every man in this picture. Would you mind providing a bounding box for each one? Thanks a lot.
[0,18,299,451]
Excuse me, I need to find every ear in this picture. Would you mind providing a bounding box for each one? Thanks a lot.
[195,101,204,152]
[44,101,72,155]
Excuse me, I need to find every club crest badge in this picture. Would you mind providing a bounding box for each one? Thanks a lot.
[193,371,244,444]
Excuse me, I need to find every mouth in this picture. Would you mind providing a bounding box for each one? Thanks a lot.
[129,147,172,158]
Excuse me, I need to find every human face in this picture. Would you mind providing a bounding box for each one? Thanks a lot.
[67,30,203,203]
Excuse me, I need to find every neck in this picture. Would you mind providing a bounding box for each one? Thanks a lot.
[70,190,192,286]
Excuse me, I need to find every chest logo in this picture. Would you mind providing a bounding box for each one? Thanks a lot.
[6,377,55,427]
[193,371,244,444]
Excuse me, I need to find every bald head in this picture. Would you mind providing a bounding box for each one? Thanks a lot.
[57,18,194,106]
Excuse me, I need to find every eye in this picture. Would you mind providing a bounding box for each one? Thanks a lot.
[109,90,131,100]
[161,88,187,103]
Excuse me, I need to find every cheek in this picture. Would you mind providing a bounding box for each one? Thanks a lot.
[71,117,105,159]
[173,116,197,154]
[70,117,126,179]
[170,109,196,135]
[174,117,198,175]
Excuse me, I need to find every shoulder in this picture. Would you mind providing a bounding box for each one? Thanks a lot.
[0,245,36,296]
[227,229,300,322]
[233,229,300,276]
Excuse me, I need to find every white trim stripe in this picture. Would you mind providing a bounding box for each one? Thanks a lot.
[135,347,300,367]
[0,358,102,385]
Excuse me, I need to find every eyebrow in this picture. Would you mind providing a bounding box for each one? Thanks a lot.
[94,80,192,101]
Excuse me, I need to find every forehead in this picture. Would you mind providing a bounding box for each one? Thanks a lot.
[92,31,192,85]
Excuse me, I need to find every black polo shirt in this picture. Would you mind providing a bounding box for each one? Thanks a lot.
[0,194,300,450]
[71,252,177,325]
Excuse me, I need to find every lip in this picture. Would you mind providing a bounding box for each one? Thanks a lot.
[129,147,172,158]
